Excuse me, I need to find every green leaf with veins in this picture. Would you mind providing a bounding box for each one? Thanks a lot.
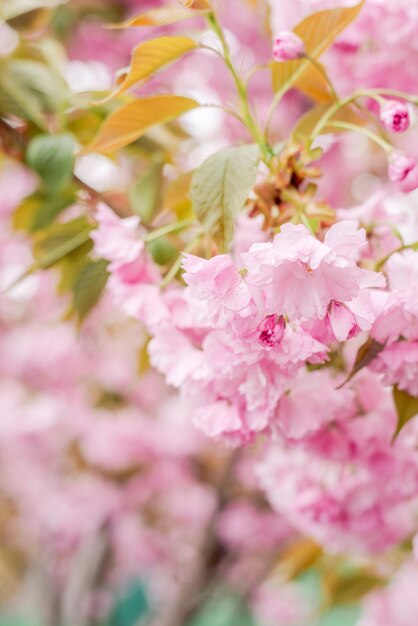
[191,144,259,252]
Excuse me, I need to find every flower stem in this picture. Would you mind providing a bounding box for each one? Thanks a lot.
[325,120,393,152]
[375,241,418,270]
[206,12,272,160]
[264,84,289,142]
[144,218,196,243]
[160,235,201,288]
[310,87,418,142]
[309,93,355,140]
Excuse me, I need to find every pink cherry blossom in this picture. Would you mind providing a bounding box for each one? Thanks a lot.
[370,341,418,396]
[91,203,144,270]
[182,253,252,328]
[258,441,418,554]
[242,220,367,321]
[273,369,354,440]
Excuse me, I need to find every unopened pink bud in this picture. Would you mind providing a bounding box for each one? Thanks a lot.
[257,314,286,348]
[380,101,410,133]
[388,152,416,183]
[273,31,305,62]
[326,301,359,343]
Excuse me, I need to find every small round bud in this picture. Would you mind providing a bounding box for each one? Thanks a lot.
[380,101,410,133]
[273,31,305,62]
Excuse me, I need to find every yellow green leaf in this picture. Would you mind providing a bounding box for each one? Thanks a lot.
[80,95,199,154]
[163,171,195,219]
[109,36,197,100]
[272,1,365,96]
[33,218,92,270]
[72,259,109,322]
[130,161,164,225]
[109,7,196,29]
[138,337,151,375]
[329,571,383,606]
[13,187,76,232]
[393,386,418,440]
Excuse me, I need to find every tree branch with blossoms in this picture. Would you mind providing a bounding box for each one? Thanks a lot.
[3,0,418,625]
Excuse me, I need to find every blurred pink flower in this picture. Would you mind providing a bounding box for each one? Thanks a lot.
[272,31,305,61]
[388,153,417,183]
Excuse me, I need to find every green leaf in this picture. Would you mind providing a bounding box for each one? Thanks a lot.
[72,259,109,321]
[328,571,382,606]
[21,218,108,322]
[191,144,260,252]
[0,60,46,127]
[315,606,361,626]
[130,161,164,224]
[148,236,177,265]
[105,579,149,626]
[33,217,92,270]
[26,134,75,192]
[0,59,69,126]
[393,386,418,439]
[271,1,365,96]
[188,591,256,626]
[13,187,76,232]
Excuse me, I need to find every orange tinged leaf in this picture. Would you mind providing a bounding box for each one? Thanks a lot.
[294,62,334,103]
[272,1,365,96]
[109,7,198,29]
[176,0,212,9]
[80,95,199,154]
[108,37,197,100]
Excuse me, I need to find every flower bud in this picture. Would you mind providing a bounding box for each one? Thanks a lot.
[326,301,359,342]
[388,152,416,183]
[257,314,286,348]
[380,101,410,133]
[273,31,305,62]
